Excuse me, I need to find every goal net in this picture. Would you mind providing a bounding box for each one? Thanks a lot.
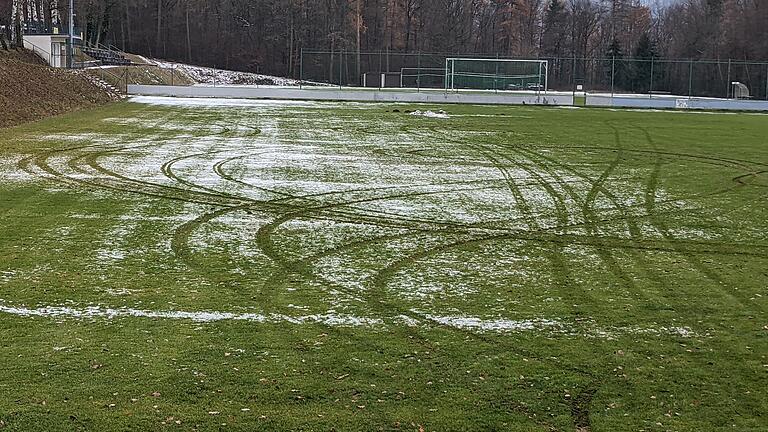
[731,81,751,99]
[445,58,548,92]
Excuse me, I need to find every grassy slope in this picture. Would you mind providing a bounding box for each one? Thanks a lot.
[86,66,195,93]
[0,49,116,128]
[0,102,767,431]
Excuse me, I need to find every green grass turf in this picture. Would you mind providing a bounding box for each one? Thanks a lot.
[0,100,767,431]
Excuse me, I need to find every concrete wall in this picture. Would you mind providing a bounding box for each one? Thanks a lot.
[127,85,575,106]
[588,94,768,111]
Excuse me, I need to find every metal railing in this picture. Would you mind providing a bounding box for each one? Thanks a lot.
[83,63,195,93]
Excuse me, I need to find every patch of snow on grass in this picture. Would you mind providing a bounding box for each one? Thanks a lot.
[130,96,322,109]
[410,110,449,119]
[0,156,32,183]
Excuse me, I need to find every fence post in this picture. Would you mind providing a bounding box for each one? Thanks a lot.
[688,60,693,99]
[765,63,768,100]
[572,56,577,101]
[611,56,615,99]
[726,58,732,99]
[417,51,421,93]
[339,50,343,89]
[299,48,303,89]
[171,66,174,86]
[378,51,382,90]
[649,57,654,99]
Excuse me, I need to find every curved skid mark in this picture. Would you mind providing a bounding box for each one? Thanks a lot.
[635,125,747,308]
[212,152,297,199]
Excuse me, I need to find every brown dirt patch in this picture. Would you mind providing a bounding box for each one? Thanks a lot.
[0,48,117,128]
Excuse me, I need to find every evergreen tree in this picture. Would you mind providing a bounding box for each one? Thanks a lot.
[605,38,629,91]
[631,33,660,93]
[541,0,567,57]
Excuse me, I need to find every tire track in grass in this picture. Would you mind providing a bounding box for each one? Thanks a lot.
[637,125,748,308]
[426,129,581,312]
[173,177,505,271]
[249,183,578,430]
[26,147,231,207]
[366,229,607,431]
[72,146,243,207]
[383,126,600,431]
[212,152,297,199]
[514,143,674,315]
[733,170,768,187]
[408,127,543,231]
[255,213,595,432]
[551,121,647,431]
[579,121,638,292]
[263,232,570,431]
[424,124,657,431]
[540,145,768,172]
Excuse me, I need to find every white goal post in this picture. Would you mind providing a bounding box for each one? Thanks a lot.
[445,58,549,93]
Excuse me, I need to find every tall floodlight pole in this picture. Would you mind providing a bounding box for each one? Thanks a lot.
[68,0,74,68]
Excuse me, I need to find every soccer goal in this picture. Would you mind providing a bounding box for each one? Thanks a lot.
[445,58,548,92]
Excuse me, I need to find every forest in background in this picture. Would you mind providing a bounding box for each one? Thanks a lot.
[1,0,767,80]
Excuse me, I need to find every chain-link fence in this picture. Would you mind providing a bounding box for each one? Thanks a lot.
[300,50,768,100]
[80,64,194,93]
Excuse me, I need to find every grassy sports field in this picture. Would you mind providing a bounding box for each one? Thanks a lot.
[0,98,767,431]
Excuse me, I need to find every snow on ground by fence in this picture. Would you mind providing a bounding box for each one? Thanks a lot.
[144,58,304,86]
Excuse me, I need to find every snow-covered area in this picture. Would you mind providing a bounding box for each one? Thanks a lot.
[147,58,306,87]
[9,97,715,341]
[410,109,450,119]
[129,95,322,108]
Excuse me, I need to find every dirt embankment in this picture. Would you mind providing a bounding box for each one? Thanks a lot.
[0,48,119,128]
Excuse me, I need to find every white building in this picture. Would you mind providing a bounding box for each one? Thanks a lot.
[11,0,83,68]
[23,34,76,67]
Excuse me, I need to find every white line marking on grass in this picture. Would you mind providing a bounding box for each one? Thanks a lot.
[0,302,382,327]
[424,314,562,332]
[0,301,699,339]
